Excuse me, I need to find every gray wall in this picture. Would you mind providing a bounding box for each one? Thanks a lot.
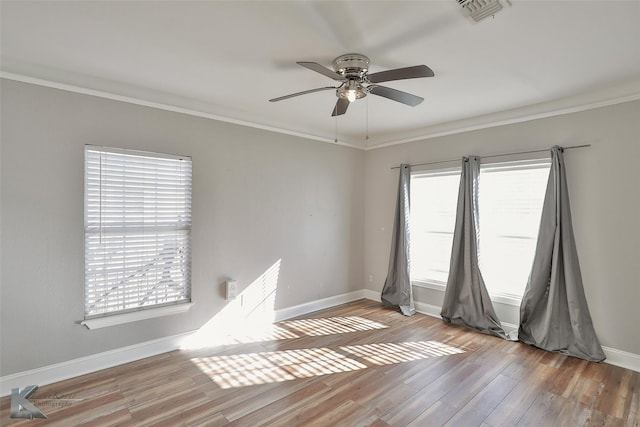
[2,78,639,377]
[365,100,640,356]
[0,79,364,375]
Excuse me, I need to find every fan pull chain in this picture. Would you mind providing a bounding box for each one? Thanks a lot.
[366,97,370,142]
[334,115,338,143]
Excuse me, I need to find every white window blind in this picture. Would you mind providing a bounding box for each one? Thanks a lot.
[84,146,192,319]
[478,160,550,300]
[410,169,461,284]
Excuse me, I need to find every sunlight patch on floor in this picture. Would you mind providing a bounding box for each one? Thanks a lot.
[279,316,389,336]
[191,340,465,389]
[192,347,367,389]
[340,341,465,365]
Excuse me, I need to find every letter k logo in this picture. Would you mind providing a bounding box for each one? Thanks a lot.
[10,385,47,419]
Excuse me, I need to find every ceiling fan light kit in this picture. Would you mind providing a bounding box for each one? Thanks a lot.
[334,54,369,104]
[270,53,434,117]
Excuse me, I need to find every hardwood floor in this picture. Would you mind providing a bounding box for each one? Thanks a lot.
[2,299,639,426]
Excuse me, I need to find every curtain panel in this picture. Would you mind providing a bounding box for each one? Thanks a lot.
[519,146,605,361]
[381,164,415,316]
[440,156,508,339]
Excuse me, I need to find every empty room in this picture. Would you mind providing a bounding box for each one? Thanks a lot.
[1,1,639,426]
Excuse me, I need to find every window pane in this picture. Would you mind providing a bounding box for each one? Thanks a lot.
[84,146,192,318]
[410,172,460,283]
[409,160,550,305]
[478,163,549,299]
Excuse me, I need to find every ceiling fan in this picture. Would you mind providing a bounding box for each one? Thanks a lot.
[269,53,435,117]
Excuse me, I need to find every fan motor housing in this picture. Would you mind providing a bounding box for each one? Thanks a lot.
[333,53,370,78]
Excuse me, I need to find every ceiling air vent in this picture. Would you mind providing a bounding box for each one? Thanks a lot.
[457,0,511,22]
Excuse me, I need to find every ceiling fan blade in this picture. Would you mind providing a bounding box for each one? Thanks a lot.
[369,85,424,106]
[367,65,434,83]
[269,86,336,102]
[331,98,350,116]
[298,61,345,81]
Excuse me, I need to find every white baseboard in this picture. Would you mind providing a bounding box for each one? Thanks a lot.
[414,301,442,318]
[0,289,367,397]
[273,289,366,322]
[0,331,193,397]
[370,293,640,372]
[3,289,638,397]
[602,346,640,372]
[363,288,379,302]
[364,290,444,319]
[304,289,640,372]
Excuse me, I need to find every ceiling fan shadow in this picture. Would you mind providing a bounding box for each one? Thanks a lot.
[367,14,459,60]
[302,2,366,53]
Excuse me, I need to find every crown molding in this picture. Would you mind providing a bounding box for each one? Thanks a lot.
[3,71,639,152]
[363,90,640,150]
[0,71,364,151]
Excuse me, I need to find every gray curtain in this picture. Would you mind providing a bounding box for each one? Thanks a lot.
[441,156,508,339]
[519,146,605,361]
[381,164,415,316]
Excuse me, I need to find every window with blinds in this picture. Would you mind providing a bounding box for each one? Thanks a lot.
[410,159,550,303]
[84,146,192,319]
[477,160,550,300]
[409,169,461,284]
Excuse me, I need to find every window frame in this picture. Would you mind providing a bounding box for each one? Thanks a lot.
[409,164,461,292]
[476,158,551,305]
[409,157,551,307]
[82,145,193,329]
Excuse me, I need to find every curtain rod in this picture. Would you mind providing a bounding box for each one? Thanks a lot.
[390,144,591,170]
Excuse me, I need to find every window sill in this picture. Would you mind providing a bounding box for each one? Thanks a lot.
[81,303,194,329]
[412,280,446,292]
[489,293,522,307]
[412,280,522,307]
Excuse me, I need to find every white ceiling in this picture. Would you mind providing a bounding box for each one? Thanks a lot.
[2,1,640,149]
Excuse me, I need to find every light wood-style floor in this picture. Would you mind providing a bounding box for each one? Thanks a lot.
[2,299,639,426]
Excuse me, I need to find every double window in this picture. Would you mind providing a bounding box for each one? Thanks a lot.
[410,159,550,303]
[84,146,192,320]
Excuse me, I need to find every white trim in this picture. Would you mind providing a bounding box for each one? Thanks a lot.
[2,72,639,151]
[489,293,522,308]
[412,280,446,292]
[85,144,190,161]
[81,303,194,329]
[0,331,193,397]
[410,299,640,372]
[363,92,640,150]
[273,290,366,321]
[411,281,521,307]
[3,290,638,397]
[602,346,640,373]
[414,301,442,318]
[0,72,362,151]
[363,288,380,302]
[0,290,365,397]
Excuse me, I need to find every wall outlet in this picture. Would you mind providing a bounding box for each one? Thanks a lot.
[225,280,237,300]
[368,274,374,283]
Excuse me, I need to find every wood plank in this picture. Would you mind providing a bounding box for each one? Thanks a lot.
[407,400,459,426]
[1,299,637,426]
[443,374,518,426]
[484,362,558,426]
[515,390,568,426]
[227,380,331,426]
